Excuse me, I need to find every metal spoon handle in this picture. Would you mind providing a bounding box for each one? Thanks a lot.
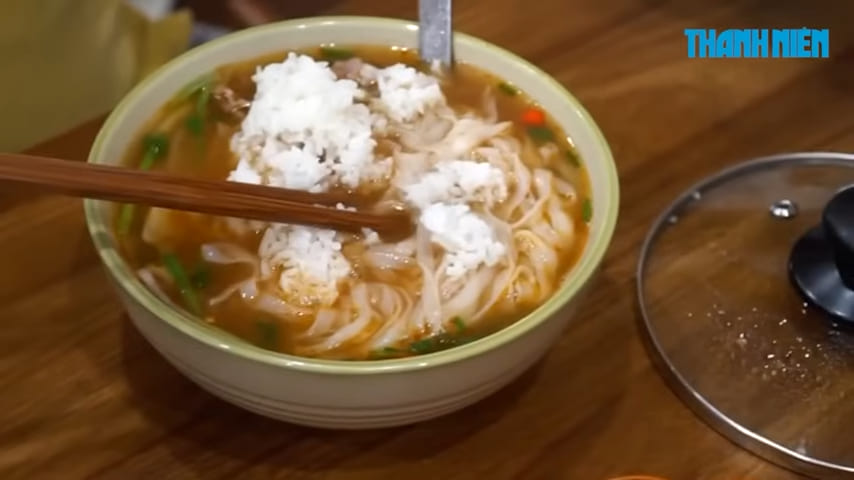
[418,0,453,67]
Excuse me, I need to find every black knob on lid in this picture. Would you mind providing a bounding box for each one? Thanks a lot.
[789,184,854,325]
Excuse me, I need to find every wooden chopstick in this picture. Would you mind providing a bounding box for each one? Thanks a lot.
[0,153,413,240]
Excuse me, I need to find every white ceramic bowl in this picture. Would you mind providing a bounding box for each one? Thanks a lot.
[84,16,619,429]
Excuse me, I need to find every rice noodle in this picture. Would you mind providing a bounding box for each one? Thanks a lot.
[398,111,455,149]
[201,242,257,265]
[509,264,539,303]
[427,118,512,158]
[538,143,559,162]
[553,176,577,199]
[512,168,552,228]
[482,87,498,123]
[515,230,557,297]
[391,151,436,189]
[366,283,413,349]
[254,293,312,318]
[415,223,443,332]
[473,266,514,320]
[209,280,258,306]
[138,267,172,302]
[499,150,532,220]
[307,308,338,336]
[440,266,494,323]
[309,282,375,351]
[364,249,415,270]
[548,196,575,237]
[201,242,261,306]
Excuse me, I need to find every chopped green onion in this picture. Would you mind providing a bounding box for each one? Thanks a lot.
[319,46,355,61]
[117,133,170,234]
[256,320,278,350]
[185,114,204,136]
[141,133,169,164]
[408,332,484,355]
[116,205,136,236]
[497,82,519,96]
[452,316,466,331]
[565,149,581,167]
[196,84,211,113]
[185,83,212,137]
[409,338,437,354]
[581,198,593,222]
[527,126,554,143]
[162,253,203,315]
[176,73,215,101]
[189,262,211,290]
[370,346,404,359]
[176,73,214,137]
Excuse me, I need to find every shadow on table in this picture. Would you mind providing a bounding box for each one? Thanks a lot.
[117,316,549,472]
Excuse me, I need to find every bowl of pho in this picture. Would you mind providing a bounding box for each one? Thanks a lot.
[84,16,619,429]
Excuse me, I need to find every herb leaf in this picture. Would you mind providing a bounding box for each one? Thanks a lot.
[369,346,404,359]
[565,149,581,167]
[452,316,466,331]
[256,320,279,350]
[320,46,355,61]
[189,262,211,290]
[185,113,205,136]
[116,204,137,235]
[186,82,212,137]
[527,126,554,143]
[117,133,170,234]
[162,253,203,315]
[408,332,484,355]
[581,198,593,222]
[409,338,436,354]
[497,82,519,96]
[177,73,215,101]
[142,133,170,162]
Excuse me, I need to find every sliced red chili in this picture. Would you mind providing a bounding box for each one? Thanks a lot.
[521,107,545,126]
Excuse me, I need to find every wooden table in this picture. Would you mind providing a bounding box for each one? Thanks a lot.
[4,0,854,478]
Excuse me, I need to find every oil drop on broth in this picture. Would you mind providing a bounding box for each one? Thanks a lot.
[115,45,592,361]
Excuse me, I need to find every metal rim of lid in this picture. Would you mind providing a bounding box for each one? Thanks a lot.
[635,152,854,479]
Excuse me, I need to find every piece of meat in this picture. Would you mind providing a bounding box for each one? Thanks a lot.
[212,85,250,120]
[331,58,364,81]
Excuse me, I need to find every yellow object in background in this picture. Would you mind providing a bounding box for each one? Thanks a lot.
[0,0,192,151]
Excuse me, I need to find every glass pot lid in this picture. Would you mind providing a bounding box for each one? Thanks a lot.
[637,152,854,479]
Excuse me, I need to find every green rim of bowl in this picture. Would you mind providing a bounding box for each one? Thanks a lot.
[84,16,619,375]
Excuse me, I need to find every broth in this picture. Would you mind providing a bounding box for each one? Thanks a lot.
[116,45,592,360]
